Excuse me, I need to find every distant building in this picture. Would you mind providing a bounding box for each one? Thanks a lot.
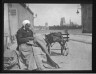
[45,22,49,30]
[34,25,49,30]
[4,3,34,48]
[60,17,66,26]
[34,26,42,30]
[81,4,92,33]
[45,22,48,27]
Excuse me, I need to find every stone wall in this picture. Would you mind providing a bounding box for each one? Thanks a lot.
[81,4,92,33]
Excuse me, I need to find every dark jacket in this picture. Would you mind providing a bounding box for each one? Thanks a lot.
[16,27,33,50]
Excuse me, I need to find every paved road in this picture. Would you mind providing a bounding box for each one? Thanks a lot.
[69,34,92,44]
[49,40,92,70]
[4,33,92,70]
[33,34,91,70]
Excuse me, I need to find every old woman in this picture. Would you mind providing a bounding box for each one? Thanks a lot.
[16,20,59,70]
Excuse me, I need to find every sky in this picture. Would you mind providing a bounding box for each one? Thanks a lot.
[28,4,81,26]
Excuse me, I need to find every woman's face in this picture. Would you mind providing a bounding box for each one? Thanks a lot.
[25,23,31,29]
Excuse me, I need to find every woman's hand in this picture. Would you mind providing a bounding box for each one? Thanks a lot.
[27,37,34,40]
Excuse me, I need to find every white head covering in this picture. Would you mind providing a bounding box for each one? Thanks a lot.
[22,20,30,27]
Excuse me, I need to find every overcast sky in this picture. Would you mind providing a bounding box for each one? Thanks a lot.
[28,4,81,26]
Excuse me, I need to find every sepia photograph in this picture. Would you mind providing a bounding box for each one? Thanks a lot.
[4,3,92,71]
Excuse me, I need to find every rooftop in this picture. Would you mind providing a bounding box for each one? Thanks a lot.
[20,3,34,15]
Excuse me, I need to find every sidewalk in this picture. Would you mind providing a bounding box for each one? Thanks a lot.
[71,33,92,36]
[69,34,92,44]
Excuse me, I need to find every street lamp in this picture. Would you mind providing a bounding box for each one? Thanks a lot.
[33,14,37,18]
[76,8,81,14]
[33,13,37,26]
[76,4,81,15]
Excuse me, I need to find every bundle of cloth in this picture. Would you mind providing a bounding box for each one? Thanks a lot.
[23,34,60,70]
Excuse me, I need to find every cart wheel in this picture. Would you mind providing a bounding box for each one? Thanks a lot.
[64,48,69,56]
[61,46,64,55]
[48,45,51,55]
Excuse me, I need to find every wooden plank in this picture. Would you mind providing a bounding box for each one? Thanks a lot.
[63,37,69,38]
[62,33,69,42]
[62,34,69,35]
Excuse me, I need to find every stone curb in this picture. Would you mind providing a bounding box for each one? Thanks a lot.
[69,39,92,44]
